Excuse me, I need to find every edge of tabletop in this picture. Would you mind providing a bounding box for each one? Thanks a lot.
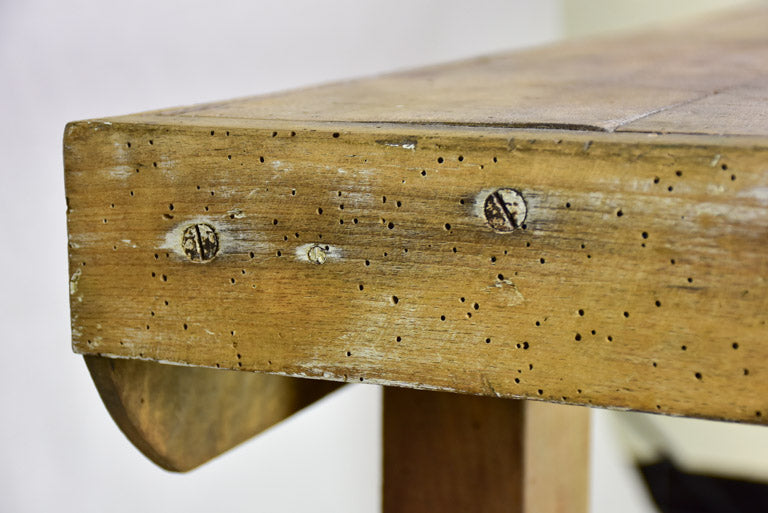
[64,114,768,150]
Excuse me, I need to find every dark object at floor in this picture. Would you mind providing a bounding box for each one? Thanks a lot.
[641,458,768,513]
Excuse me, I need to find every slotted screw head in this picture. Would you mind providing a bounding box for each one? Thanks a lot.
[484,189,527,232]
[182,223,219,262]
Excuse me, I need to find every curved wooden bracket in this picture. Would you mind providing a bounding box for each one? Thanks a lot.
[85,355,342,471]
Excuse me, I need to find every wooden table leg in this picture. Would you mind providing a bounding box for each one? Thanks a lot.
[383,387,589,513]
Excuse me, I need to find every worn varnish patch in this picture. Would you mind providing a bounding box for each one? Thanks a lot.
[65,120,768,424]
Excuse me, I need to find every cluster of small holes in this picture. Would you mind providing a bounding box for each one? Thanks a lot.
[103,134,765,416]
[573,308,613,343]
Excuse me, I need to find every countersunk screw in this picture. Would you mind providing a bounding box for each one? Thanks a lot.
[182,223,219,262]
[307,244,327,264]
[484,189,527,232]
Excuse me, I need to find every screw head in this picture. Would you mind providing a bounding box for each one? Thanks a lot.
[484,189,527,232]
[307,245,327,264]
[182,223,219,262]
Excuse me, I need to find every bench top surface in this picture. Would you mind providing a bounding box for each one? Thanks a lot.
[136,5,768,138]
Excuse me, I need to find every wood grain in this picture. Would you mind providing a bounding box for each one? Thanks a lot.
[383,388,588,513]
[85,355,341,471]
[523,400,590,513]
[65,119,768,424]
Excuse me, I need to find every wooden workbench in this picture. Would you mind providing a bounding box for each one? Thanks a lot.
[65,6,768,511]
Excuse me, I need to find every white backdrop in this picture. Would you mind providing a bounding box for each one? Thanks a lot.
[0,1,659,512]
